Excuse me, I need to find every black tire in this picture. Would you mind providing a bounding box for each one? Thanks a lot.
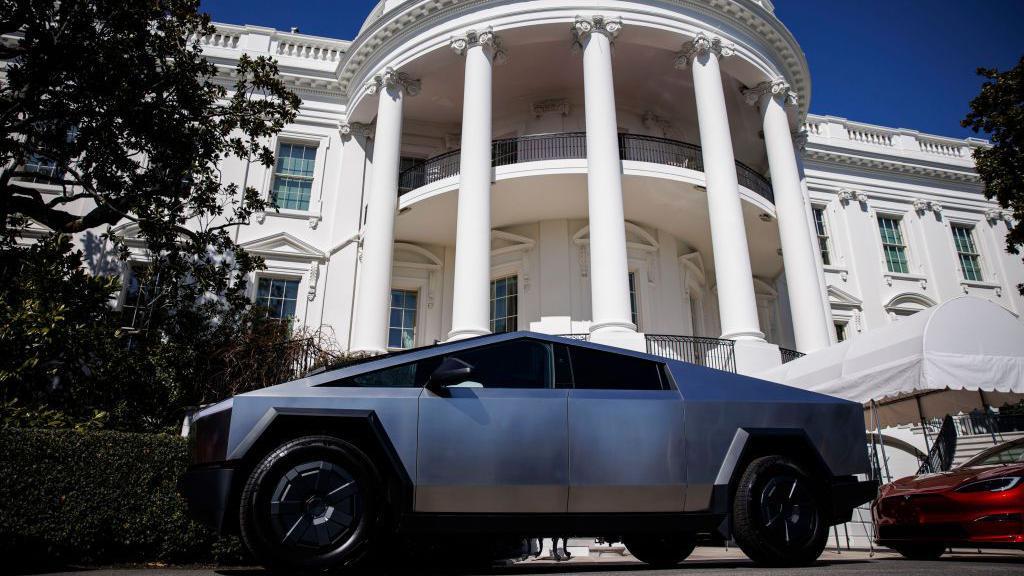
[624,533,697,568]
[239,435,385,573]
[893,543,946,560]
[732,455,829,567]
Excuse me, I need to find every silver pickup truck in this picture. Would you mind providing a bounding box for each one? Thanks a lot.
[181,332,874,571]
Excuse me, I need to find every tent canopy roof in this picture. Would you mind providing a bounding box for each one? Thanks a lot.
[762,297,1024,426]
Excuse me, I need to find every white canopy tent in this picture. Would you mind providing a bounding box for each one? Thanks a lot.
[762,297,1024,428]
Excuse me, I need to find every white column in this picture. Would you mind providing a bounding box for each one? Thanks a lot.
[448,29,502,341]
[351,68,420,354]
[677,33,764,341]
[745,79,831,352]
[575,15,636,340]
[793,130,837,343]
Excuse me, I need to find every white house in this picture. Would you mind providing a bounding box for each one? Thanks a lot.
[87,1,1024,374]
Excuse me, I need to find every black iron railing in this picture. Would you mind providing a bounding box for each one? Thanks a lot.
[779,347,805,364]
[398,132,774,204]
[645,334,737,373]
[918,414,957,474]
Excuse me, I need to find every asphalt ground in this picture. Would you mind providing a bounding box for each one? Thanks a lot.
[32,548,1024,576]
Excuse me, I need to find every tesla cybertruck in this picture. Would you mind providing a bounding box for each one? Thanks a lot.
[181,332,875,570]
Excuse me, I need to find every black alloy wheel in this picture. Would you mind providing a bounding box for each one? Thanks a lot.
[732,455,829,566]
[269,460,362,549]
[239,435,383,572]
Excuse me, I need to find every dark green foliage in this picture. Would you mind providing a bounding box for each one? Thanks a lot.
[962,56,1024,294]
[0,428,246,570]
[0,1,307,430]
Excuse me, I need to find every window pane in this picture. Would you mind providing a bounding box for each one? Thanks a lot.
[350,363,419,388]
[387,289,418,349]
[256,277,300,320]
[878,217,909,274]
[445,340,552,389]
[569,346,666,391]
[628,272,639,328]
[490,275,518,334]
[814,208,831,266]
[952,225,982,282]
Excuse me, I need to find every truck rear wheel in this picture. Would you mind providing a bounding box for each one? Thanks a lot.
[624,533,697,567]
[239,435,384,572]
[732,455,828,567]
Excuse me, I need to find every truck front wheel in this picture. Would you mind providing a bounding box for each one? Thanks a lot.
[238,435,384,572]
[732,455,829,567]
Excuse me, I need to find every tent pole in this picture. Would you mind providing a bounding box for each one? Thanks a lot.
[872,401,891,482]
[915,395,931,458]
[979,389,999,446]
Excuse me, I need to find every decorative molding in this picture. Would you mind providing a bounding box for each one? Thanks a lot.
[674,32,735,69]
[364,66,421,97]
[307,262,320,301]
[805,147,981,184]
[743,77,798,107]
[450,27,508,64]
[254,211,266,224]
[532,98,571,118]
[572,15,623,52]
[339,121,373,139]
[308,214,322,229]
[913,199,943,215]
[239,231,327,262]
[985,208,1014,224]
[837,188,868,206]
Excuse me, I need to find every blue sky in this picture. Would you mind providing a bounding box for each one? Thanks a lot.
[201,0,1024,138]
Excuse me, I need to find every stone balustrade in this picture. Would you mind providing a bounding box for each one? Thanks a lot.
[198,24,349,66]
[803,115,987,162]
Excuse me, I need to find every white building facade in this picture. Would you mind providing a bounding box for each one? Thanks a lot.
[137,0,1021,374]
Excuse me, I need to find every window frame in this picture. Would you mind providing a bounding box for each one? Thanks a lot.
[442,339,554,390]
[254,274,302,321]
[489,274,519,334]
[118,261,159,332]
[262,132,329,221]
[812,205,832,266]
[566,344,671,391]
[628,270,642,331]
[387,287,420,351]
[949,223,984,282]
[876,213,911,275]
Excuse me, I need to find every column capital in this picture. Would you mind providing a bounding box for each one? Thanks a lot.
[451,27,508,64]
[743,77,798,107]
[674,32,735,69]
[365,67,421,97]
[339,121,373,139]
[572,15,623,51]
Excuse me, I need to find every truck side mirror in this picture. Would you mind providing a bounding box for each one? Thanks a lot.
[426,357,474,394]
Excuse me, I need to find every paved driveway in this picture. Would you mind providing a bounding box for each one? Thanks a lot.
[36,549,1024,576]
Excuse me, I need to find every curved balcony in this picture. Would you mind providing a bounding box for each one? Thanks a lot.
[398,132,774,204]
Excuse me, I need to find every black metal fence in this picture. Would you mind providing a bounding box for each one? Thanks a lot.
[397,132,775,204]
[779,347,805,364]
[645,334,737,373]
[917,414,957,474]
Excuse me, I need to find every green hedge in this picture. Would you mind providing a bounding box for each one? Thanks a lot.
[0,428,246,570]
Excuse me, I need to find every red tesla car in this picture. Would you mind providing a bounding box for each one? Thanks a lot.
[873,437,1024,559]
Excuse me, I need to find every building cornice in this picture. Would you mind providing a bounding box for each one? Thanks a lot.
[802,113,987,185]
